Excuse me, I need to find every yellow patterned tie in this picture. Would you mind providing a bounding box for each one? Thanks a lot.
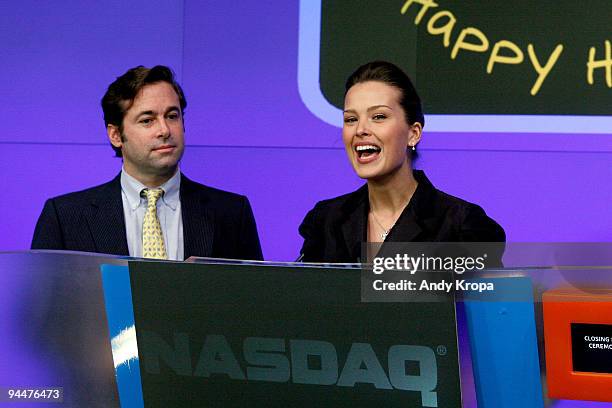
[142,188,167,259]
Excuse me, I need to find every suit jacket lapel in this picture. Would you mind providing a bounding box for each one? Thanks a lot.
[180,175,214,259]
[339,185,368,262]
[86,174,130,255]
[389,211,423,242]
[348,171,440,245]
[389,170,438,242]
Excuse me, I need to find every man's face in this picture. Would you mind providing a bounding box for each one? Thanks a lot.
[108,81,185,186]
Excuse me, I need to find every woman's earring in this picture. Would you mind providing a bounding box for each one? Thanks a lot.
[410,145,416,151]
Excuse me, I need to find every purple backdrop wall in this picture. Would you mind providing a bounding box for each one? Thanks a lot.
[1,0,610,263]
[1,2,611,407]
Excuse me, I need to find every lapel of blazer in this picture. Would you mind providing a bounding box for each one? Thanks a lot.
[389,213,423,242]
[86,174,130,255]
[390,170,439,242]
[340,171,440,247]
[180,174,214,259]
[339,185,368,262]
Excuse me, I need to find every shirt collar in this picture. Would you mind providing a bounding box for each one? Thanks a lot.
[160,170,181,210]
[120,167,181,211]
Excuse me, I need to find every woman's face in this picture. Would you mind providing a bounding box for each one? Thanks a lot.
[342,81,421,181]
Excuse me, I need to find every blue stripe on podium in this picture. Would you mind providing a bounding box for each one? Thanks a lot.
[101,264,144,408]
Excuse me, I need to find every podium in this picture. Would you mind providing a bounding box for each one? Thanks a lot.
[1,246,611,407]
[105,259,461,407]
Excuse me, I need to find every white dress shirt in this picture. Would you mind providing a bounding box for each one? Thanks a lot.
[120,168,184,260]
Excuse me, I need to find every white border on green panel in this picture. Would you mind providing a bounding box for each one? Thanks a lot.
[297,0,612,135]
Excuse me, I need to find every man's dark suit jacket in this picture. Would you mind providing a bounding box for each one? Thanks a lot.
[299,170,505,263]
[31,173,263,261]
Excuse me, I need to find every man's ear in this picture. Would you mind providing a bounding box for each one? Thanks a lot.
[107,124,123,149]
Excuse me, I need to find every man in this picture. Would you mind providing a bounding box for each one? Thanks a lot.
[32,65,263,261]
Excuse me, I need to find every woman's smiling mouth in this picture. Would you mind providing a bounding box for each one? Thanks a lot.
[355,143,382,163]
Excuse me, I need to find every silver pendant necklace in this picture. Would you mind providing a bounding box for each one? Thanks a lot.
[371,212,391,241]
[380,229,389,240]
[369,182,417,242]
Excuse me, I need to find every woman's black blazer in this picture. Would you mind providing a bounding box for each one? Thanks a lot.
[299,170,505,263]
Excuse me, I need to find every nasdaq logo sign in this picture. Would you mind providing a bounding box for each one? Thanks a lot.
[141,332,441,407]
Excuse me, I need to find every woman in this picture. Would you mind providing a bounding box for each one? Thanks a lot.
[298,61,505,263]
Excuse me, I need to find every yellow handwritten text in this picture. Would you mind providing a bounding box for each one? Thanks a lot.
[400,0,565,96]
[587,40,612,87]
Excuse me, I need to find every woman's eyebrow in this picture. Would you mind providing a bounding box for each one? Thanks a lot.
[343,105,393,114]
[367,105,392,111]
